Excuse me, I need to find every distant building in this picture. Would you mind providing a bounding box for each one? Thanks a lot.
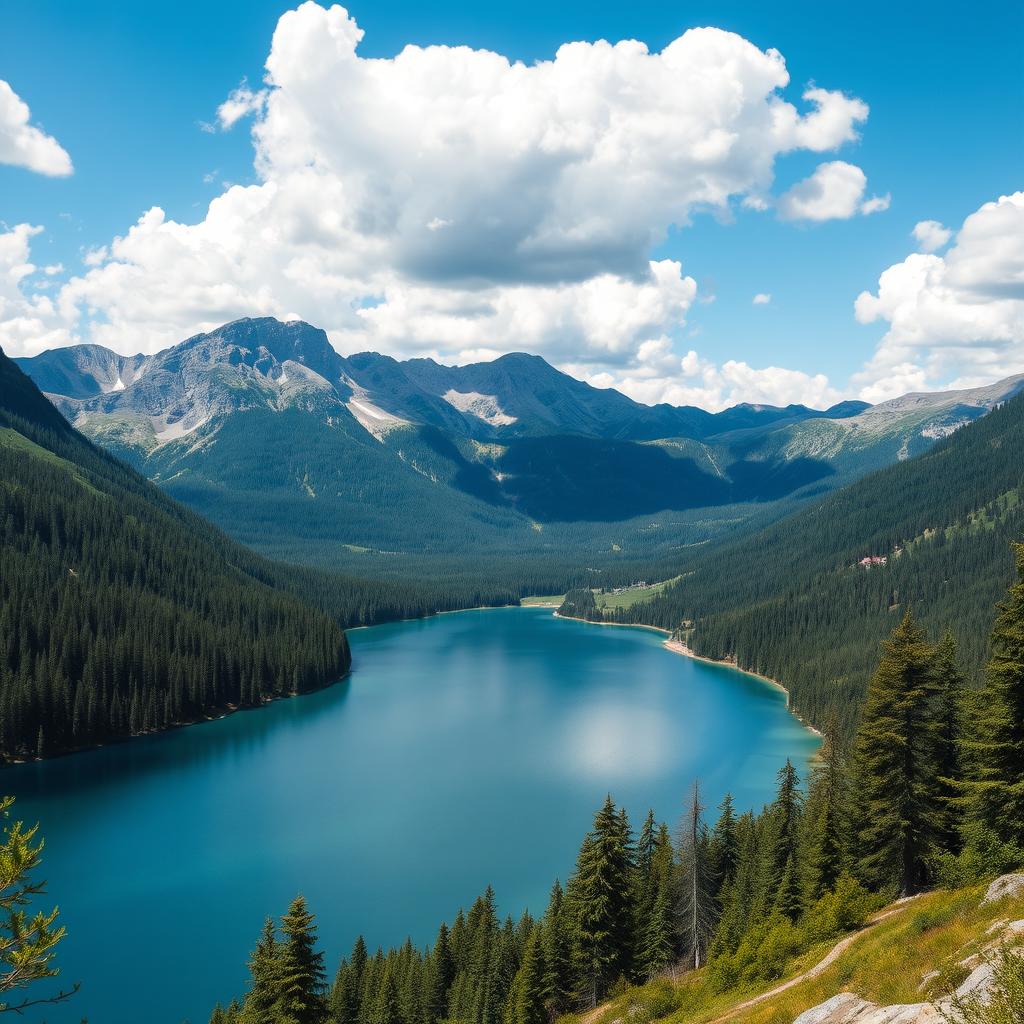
[858,555,888,568]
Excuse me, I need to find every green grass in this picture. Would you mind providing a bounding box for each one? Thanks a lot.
[0,427,103,496]
[521,594,565,606]
[595,576,684,611]
[578,882,1024,1024]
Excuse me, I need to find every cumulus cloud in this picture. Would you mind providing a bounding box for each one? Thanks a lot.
[0,80,72,176]
[911,219,952,253]
[854,191,1024,401]
[0,224,74,355]
[215,81,267,130]
[777,161,888,222]
[593,348,842,412]
[752,292,771,305]
[1,3,881,411]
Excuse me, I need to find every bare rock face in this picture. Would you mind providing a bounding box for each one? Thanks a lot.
[793,994,876,1024]
[792,995,940,1024]
[859,1007,941,1024]
[981,873,1024,905]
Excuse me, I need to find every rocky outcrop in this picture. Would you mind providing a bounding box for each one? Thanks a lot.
[792,997,939,1024]
[792,874,1024,1024]
[982,873,1024,905]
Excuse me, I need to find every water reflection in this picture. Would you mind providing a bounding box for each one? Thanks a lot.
[2,608,817,1024]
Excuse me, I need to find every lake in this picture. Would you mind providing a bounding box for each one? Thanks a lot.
[3,607,819,1024]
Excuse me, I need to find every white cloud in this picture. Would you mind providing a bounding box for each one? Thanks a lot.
[752,292,771,305]
[0,224,74,356]
[0,79,72,176]
[216,81,267,130]
[911,219,952,253]
[854,191,1024,401]
[1,3,879,412]
[777,161,887,221]
[600,349,842,412]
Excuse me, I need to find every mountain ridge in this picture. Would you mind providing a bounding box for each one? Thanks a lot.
[15,317,1024,576]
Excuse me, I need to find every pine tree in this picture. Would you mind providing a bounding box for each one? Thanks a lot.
[804,716,847,901]
[503,929,546,1024]
[962,545,1024,846]
[853,611,942,894]
[241,918,280,1024]
[708,794,739,896]
[371,964,402,1024]
[932,631,965,854]
[676,781,715,970]
[541,881,574,1017]
[277,896,327,1024]
[572,796,633,1005]
[424,922,455,1024]
[638,871,675,979]
[768,762,801,880]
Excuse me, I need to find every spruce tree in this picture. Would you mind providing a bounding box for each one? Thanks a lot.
[572,796,633,1005]
[962,545,1024,846]
[277,896,327,1024]
[853,611,942,894]
[804,717,847,901]
[241,919,280,1024]
[424,922,455,1024]
[932,631,965,854]
[371,964,402,1024]
[503,929,546,1024]
[638,871,675,979]
[708,794,739,896]
[540,881,574,1017]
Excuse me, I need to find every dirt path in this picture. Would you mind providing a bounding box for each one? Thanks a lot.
[704,901,917,1024]
[578,898,919,1024]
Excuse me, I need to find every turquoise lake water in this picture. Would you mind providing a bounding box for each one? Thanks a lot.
[3,607,819,1023]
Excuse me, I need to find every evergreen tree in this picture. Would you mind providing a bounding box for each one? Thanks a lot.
[708,794,739,896]
[371,965,402,1024]
[540,882,574,1017]
[932,631,966,854]
[503,929,546,1024]
[675,781,715,970]
[277,896,327,1024]
[0,797,76,1017]
[962,545,1024,846]
[241,919,280,1024]
[853,611,942,894]
[572,796,633,1005]
[767,762,802,886]
[424,923,455,1024]
[804,717,847,901]
[638,871,675,979]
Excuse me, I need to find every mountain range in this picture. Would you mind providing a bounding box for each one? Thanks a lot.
[15,317,1024,575]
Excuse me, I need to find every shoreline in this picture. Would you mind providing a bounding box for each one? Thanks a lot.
[554,610,823,741]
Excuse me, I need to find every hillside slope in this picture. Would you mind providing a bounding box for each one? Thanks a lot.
[599,390,1024,734]
[0,348,355,759]
[584,876,1024,1024]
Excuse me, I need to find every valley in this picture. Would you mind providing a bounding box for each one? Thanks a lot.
[17,318,1021,584]
[2,7,1021,1023]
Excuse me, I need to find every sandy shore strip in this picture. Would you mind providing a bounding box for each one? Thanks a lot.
[553,611,822,741]
[662,638,823,738]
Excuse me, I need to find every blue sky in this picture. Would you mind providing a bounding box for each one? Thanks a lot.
[1,1,1022,408]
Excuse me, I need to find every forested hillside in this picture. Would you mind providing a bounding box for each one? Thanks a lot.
[0,349,357,759]
[0,351,515,760]
[594,391,1024,735]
